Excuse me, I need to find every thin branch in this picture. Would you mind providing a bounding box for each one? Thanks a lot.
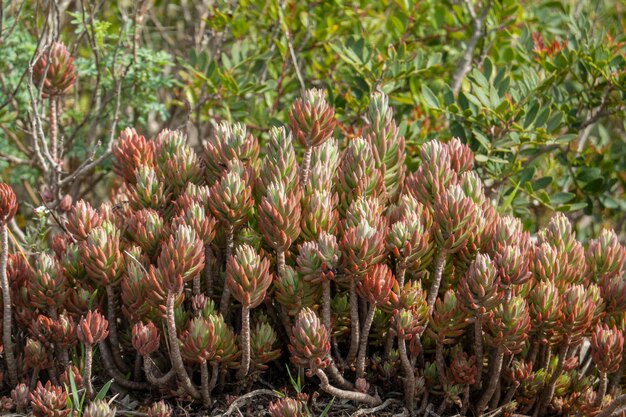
[451,0,493,95]
[278,0,305,93]
[222,389,280,416]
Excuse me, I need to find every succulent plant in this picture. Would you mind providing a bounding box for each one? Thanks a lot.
[83,400,116,417]
[30,253,67,311]
[289,307,331,370]
[364,92,406,201]
[157,224,205,293]
[288,88,336,149]
[146,400,173,417]
[29,381,70,417]
[274,265,321,316]
[81,221,124,287]
[32,41,76,98]
[250,321,281,370]
[132,321,161,356]
[112,127,155,184]
[268,397,306,417]
[258,182,302,253]
[0,183,18,226]
[590,323,624,373]
[11,383,29,413]
[77,310,109,346]
[203,121,259,185]
[226,244,272,309]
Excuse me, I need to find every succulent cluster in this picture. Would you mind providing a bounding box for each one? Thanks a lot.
[0,89,625,417]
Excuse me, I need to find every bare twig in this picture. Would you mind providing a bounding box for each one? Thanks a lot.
[222,389,280,416]
[350,399,402,416]
[278,0,305,93]
[451,0,493,94]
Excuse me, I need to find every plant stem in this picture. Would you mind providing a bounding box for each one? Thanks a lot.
[609,351,626,394]
[398,337,416,413]
[594,371,608,408]
[49,97,58,161]
[220,224,235,320]
[209,362,219,396]
[533,341,569,417]
[597,394,626,417]
[396,261,406,288]
[315,368,381,406]
[435,339,448,389]
[346,280,360,364]
[427,250,446,314]
[105,284,129,373]
[502,381,520,408]
[29,367,39,391]
[204,245,216,298]
[143,357,175,386]
[98,340,149,390]
[356,304,376,379]
[84,344,94,399]
[327,361,353,389]
[476,346,504,415]
[277,250,286,276]
[134,354,143,381]
[165,292,201,399]
[0,225,17,386]
[300,146,312,187]
[473,314,484,391]
[193,274,201,296]
[237,305,251,380]
[322,280,331,333]
[201,360,211,406]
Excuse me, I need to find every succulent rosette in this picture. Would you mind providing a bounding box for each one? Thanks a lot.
[77,311,109,346]
[405,142,458,207]
[432,186,479,253]
[268,398,306,417]
[83,400,116,417]
[157,224,205,292]
[11,383,29,413]
[25,338,50,370]
[29,381,70,417]
[206,313,240,367]
[357,263,395,306]
[587,228,626,282]
[64,199,101,241]
[386,209,434,274]
[428,290,470,344]
[458,254,502,315]
[288,307,331,370]
[128,165,169,211]
[484,296,531,354]
[132,321,161,356]
[258,181,302,252]
[126,208,164,258]
[112,127,155,184]
[258,126,299,197]
[81,221,124,287]
[335,137,386,215]
[170,201,217,246]
[300,189,339,241]
[153,129,203,194]
[32,41,76,98]
[180,316,214,363]
[528,279,563,345]
[250,321,281,370]
[225,244,271,308]
[288,88,336,149]
[340,219,386,278]
[590,323,624,373]
[208,159,254,227]
[204,121,259,185]
[449,349,477,386]
[29,253,67,310]
[274,265,321,316]
[364,92,406,201]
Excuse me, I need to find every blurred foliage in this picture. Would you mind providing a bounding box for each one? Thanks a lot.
[1,0,626,237]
